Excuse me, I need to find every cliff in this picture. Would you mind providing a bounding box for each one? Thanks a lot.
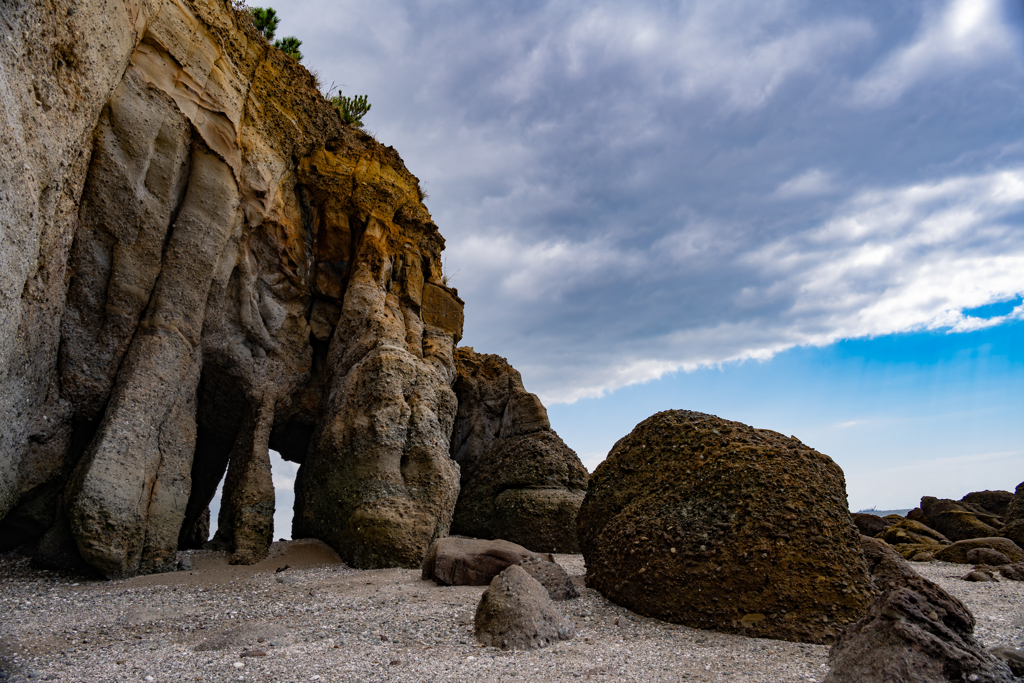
[0,0,470,577]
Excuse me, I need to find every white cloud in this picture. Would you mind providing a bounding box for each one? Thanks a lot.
[503,167,1024,403]
[774,169,837,198]
[850,0,1019,107]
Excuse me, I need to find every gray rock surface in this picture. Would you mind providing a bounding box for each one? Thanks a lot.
[449,348,588,553]
[474,565,575,650]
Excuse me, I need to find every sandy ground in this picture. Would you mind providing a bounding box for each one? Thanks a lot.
[1,540,1021,683]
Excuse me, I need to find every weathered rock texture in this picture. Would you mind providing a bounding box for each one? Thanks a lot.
[0,0,465,576]
[473,564,575,650]
[825,548,1015,682]
[421,537,551,587]
[449,348,588,553]
[577,410,872,644]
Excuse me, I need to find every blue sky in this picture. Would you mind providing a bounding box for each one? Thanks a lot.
[245,0,1024,532]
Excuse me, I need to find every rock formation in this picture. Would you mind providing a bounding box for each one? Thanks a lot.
[918,496,1001,541]
[577,410,872,644]
[826,542,1016,683]
[473,564,576,650]
[933,538,1024,565]
[0,0,468,576]
[449,348,589,553]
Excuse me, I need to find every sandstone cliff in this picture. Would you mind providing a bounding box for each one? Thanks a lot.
[1,0,465,576]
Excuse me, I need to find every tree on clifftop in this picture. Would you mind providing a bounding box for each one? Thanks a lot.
[250,7,279,40]
[273,36,303,62]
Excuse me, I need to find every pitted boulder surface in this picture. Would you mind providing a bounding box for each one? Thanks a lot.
[577,410,872,644]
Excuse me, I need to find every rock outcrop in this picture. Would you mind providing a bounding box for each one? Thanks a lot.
[0,0,466,576]
[473,564,575,650]
[577,410,872,644]
[448,348,589,553]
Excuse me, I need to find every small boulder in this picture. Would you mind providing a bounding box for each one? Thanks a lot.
[825,564,1015,682]
[966,547,1011,566]
[963,570,996,582]
[851,513,893,537]
[474,565,575,650]
[519,556,579,601]
[998,562,1024,582]
[421,537,550,586]
[577,410,872,644]
[910,552,935,562]
[878,518,949,547]
[934,537,1024,565]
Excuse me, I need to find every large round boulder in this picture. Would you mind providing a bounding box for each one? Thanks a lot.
[577,410,872,644]
[960,490,1014,518]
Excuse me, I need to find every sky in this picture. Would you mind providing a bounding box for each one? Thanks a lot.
[229,0,1024,537]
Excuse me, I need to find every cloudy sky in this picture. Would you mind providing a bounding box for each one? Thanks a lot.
[250,0,1024,523]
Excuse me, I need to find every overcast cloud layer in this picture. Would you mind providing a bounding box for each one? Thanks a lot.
[278,0,1024,403]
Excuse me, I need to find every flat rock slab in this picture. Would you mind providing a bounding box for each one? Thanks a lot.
[421,537,551,586]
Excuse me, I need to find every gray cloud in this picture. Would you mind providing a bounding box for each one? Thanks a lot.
[277,0,1024,402]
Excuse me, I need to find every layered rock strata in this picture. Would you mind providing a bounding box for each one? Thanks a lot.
[449,348,588,552]
[0,0,464,576]
[577,410,872,644]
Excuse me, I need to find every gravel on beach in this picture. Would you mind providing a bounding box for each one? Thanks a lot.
[1,540,1021,683]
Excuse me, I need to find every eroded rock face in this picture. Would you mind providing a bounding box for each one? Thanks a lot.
[577,410,872,644]
[449,348,588,553]
[0,0,464,576]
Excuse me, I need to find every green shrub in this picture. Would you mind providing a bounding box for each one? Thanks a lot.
[250,7,279,40]
[274,36,303,61]
[330,91,372,128]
